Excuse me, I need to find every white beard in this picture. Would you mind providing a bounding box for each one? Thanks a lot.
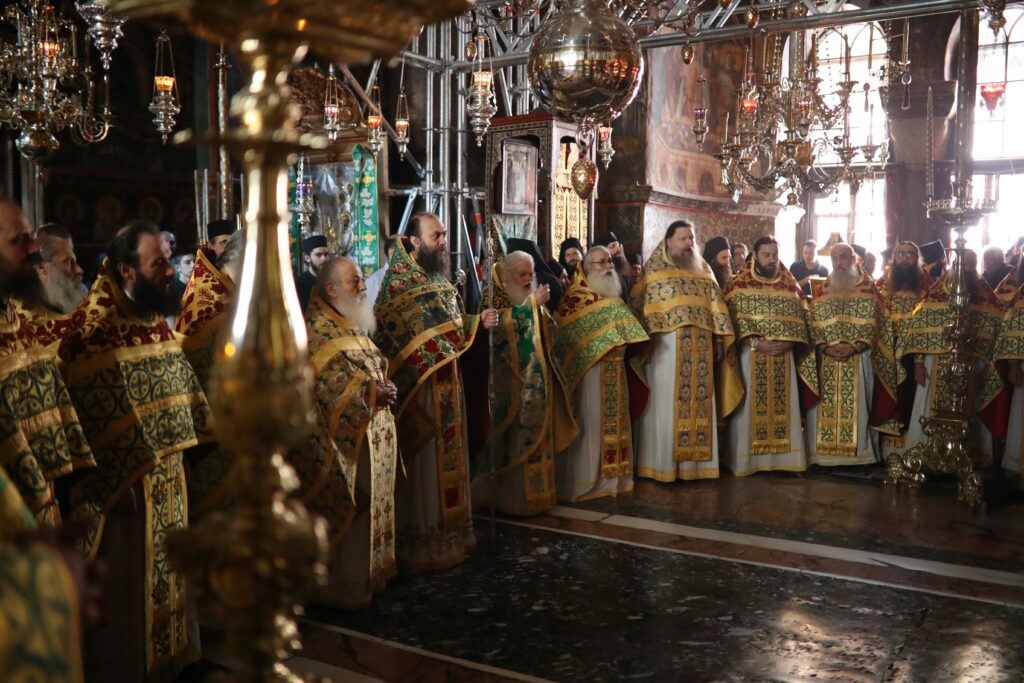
[503,276,538,306]
[588,269,623,300]
[332,292,377,335]
[829,265,860,295]
[42,267,86,314]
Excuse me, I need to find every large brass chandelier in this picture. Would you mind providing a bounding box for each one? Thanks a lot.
[0,0,111,160]
[716,3,890,205]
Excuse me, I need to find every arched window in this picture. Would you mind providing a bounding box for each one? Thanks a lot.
[814,22,889,166]
[806,18,889,263]
[968,9,1024,257]
[973,9,1024,159]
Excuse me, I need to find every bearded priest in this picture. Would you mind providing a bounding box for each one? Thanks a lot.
[554,246,649,502]
[898,250,1004,460]
[0,203,94,529]
[633,221,742,482]
[374,212,499,572]
[806,244,898,466]
[872,241,933,454]
[724,236,818,476]
[472,250,578,515]
[59,220,213,681]
[306,256,398,608]
[11,223,86,347]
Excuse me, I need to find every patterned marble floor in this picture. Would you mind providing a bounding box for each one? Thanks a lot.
[294,469,1024,682]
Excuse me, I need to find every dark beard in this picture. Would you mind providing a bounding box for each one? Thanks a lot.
[890,263,920,293]
[416,245,448,276]
[712,263,730,289]
[9,252,43,306]
[129,272,180,318]
[754,262,777,279]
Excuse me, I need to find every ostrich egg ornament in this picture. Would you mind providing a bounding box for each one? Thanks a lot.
[527,0,644,124]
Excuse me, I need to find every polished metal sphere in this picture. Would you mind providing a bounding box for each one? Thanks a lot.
[16,121,59,161]
[527,0,644,124]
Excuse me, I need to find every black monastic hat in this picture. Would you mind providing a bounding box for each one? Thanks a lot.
[919,240,946,266]
[591,231,620,248]
[702,235,731,265]
[207,219,236,239]
[302,234,329,254]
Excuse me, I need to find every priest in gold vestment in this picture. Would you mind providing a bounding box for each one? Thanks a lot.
[306,257,398,607]
[59,221,213,681]
[895,250,1004,460]
[872,242,933,455]
[984,278,1024,477]
[0,467,85,683]
[472,250,578,515]
[554,246,649,502]
[806,245,898,466]
[723,236,818,476]
[0,203,94,529]
[373,212,498,572]
[632,221,742,482]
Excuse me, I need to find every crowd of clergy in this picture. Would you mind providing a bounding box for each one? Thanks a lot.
[2,196,1024,681]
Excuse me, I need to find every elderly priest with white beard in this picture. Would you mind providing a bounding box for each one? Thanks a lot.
[632,220,743,482]
[806,244,899,466]
[553,245,648,502]
[472,250,578,516]
[306,256,399,608]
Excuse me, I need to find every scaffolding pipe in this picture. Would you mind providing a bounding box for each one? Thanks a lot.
[425,24,436,214]
[455,15,468,265]
[440,20,452,232]
[401,50,443,70]
[451,0,978,71]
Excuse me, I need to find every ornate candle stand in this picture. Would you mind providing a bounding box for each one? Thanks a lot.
[885,9,994,509]
[104,2,469,681]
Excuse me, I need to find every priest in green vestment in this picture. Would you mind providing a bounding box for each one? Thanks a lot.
[373,212,498,572]
[472,250,578,515]
[553,246,649,503]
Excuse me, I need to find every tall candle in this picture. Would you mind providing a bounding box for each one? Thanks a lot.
[724,111,730,143]
[926,85,934,198]
[902,18,910,64]
[868,104,874,145]
[867,24,874,70]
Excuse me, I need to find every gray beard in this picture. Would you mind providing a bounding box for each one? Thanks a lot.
[503,277,538,306]
[332,293,377,335]
[670,248,702,272]
[829,265,860,295]
[42,268,86,314]
[588,269,623,299]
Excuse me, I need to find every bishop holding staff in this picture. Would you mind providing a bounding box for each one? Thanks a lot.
[471,250,578,515]
[373,212,498,572]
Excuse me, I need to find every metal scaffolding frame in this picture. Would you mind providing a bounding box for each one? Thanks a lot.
[358,0,976,250]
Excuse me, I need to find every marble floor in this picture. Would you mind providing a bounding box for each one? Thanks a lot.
[294,467,1024,682]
